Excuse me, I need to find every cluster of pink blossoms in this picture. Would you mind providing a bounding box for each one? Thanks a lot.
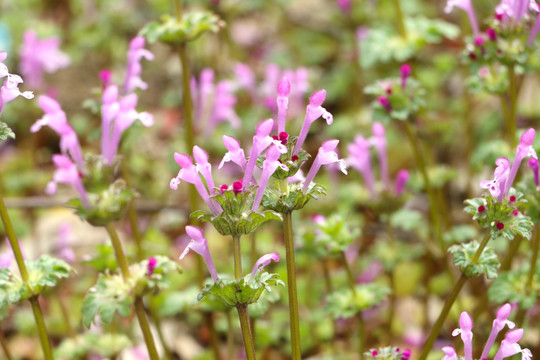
[19,30,70,89]
[347,122,410,198]
[30,36,154,206]
[442,304,532,360]
[0,51,34,117]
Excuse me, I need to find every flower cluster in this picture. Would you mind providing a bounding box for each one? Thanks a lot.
[171,76,347,229]
[347,122,410,198]
[0,51,34,118]
[30,36,153,222]
[19,30,70,89]
[442,304,532,360]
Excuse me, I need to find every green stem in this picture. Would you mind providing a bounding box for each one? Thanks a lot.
[0,331,12,360]
[417,231,491,360]
[0,194,53,360]
[249,233,257,342]
[403,121,443,252]
[392,0,407,39]
[134,297,160,360]
[322,258,334,293]
[341,252,363,359]
[515,227,539,327]
[58,296,76,338]
[104,224,159,360]
[237,306,256,360]
[283,212,301,360]
[205,312,222,360]
[233,235,243,280]
[29,296,54,360]
[227,311,235,360]
[150,306,175,360]
[507,65,517,149]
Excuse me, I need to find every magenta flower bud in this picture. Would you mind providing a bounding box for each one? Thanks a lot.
[147,257,157,276]
[394,169,410,195]
[400,64,411,88]
[100,70,112,87]
[486,28,497,41]
[401,349,411,359]
[180,226,218,282]
[474,36,486,46]
[378,96,392,111]
[219,184,229,193]
[528,157,539,185]
[250,252,280,279]
[233,180,243,195]
[277,76,290,134]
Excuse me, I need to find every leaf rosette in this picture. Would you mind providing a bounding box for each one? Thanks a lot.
[0,255,73,305]
[449,240,500,279]
[198,272,284,308]
[325,283,390,319]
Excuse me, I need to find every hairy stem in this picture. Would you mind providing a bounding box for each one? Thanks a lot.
[0,331,12,360]
[227,311,235,360]
[233,235,243,280]
[417,231,491,360]
[392,0,407,39]
[237,306,257,360]
[29,296,54,360]
[283,211,302,360]
[507,64,517,149]
[341,252,364,359]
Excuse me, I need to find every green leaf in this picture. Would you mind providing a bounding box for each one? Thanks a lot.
[262,182,326,213]
[449,241,500,279]
[0,121,15,141]
[488,261,540,309]
[55,333,132,360]
[325,284,390,319]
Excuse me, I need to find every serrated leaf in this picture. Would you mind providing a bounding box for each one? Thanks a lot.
[449,240,500,279]
[488,261,540,309]
[262,182,326,213]
[0,121,15,141]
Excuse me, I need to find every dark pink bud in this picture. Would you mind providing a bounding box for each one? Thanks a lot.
[478,205,485,213]
[233,180,243,194]
[371,350,378,357]
[528,157,539,186]
[509,195,516,203]
[495,13,503,21]
[469,52,477,60]
[386,88,392,94]
[402,349,411,359]
[279,131,289,144]
[291,155,299,162]
[474,36,486,46]
[100,70,112,87]
[486,28,497,41]
[219,184,229,193]
[512,210,519,216]
[496,222,504,230]
[147,257,157,276]
[277,76,291,97]
[378,96,392,111]
[400,64,411,89]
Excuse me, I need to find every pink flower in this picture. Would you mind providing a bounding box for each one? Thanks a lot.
[276,76,290,134]
[123,36,154,94]
[47,154,89,207]
[442,346,458,360]
[370,122,389,189]
[252,144,289,210]
[180,226,218,282]
[481,303,516,359]
[504,128,537,196]
[528,157,539,186]
[293,89,333,155]
[219,135,247,170]
[480,157,511,201]
[19,30,70,89]
[250,252,280,279]
[147,257,157,276]
[400,64,411,89]
[394,169,410,196]
[348,136,376,197]
[496,0,538,24]
[303,139,347,192]
[56,223,76,263]
[445,0,479,36]
[0,74,34,116]
[31,95,85,171]
[452,312,473,360]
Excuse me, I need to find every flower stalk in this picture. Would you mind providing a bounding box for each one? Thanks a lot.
[341,252,364,360]
[417,230,491,360]
[0,192,53,360]
[392,0,407,39]
[507,65,518,149]
[515,226,539,327]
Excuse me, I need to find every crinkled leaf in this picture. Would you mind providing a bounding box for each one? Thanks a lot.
[140,12,223,45]
[449,240,500,279]
[193,208,282,237]
[198,272,284,308]
[488,261,540,309]
[262,182,326,213]
[0,121,15,141]
[325,283,390,319]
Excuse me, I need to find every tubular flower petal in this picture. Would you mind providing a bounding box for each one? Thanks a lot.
[219,135,247,170]
[250,252,280,279]
[348,136,376,197]
[481,303,516,359]
[277,76,290,134]
[504,128,537,196]
[180,226,218,282]
[49,154,89,208]
[252,144,289,211]
[123,36,154,94]
[303,139,347,192]
[445,0,479,36]
[293,89,333,155]
[480,157,510,201]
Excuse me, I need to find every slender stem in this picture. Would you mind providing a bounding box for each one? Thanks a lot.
[403,121,443,252]
[29,296,54,360]
[120,160,144,261]
[58,296,76,338]
[341,252,357,296]
[501,235,522,271]
[507,65,517,149]
[205,312,222,360]
[417,231,491,360]
[134,297,160,360]
[0,194,53,360]
[341,252,364,359]
[515,227,539,327]
[105,223,159,360]
[357,313,365,360]
[227,311,235,360]
[392,0,407,39]
[105,223,131,280]
[0,331,12,360]
[150,306,175,360]
[249,233,257,342]
[237,306,257,360]
[283,212,302,360]
[0,193,28,281]
[322,258,334,293]
[233,235,243,280]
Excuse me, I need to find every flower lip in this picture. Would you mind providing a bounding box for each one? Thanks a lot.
[185,225,204,241]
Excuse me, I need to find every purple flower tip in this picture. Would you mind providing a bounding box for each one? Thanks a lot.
[130,36,146,50]
[528,157,539,170]
[277,76,291,97]
[400,64,411,78]
[185,225,204,242]
[174,152,192,168]
[486,28,497,41]
[99,70,112,86]
[147,257,157,276]
[250,252,280,278]
[372,122,385,137]
[520,128,535,147]
[309,89,327,107]
[322,139,340,151]
[474,36,486,46]
[459,311,473,331]
[219,184,229,193]
[39,95,62,113]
